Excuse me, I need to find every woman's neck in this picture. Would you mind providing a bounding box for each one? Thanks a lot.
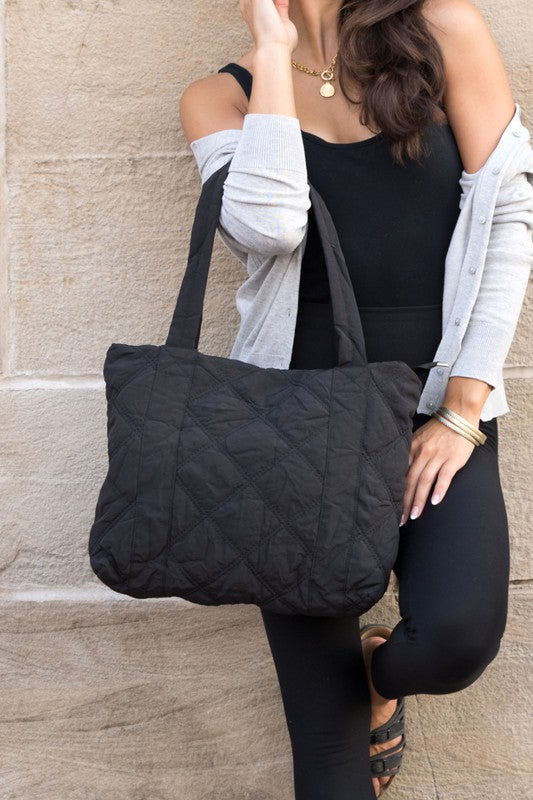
[289,0,343,67]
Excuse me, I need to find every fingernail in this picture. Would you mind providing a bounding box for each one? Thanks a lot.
[431,493,440,505]
[410,506,419,519]
[400,513,406,526]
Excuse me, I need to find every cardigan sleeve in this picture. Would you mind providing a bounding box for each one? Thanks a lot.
[189,129,249,266]
[449,145,533,388]
[189,113,311,260]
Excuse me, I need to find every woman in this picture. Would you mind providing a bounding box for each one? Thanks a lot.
[180,1,532,797]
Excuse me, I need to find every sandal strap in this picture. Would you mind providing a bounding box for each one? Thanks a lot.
[370,733,406,777]
[370,695,406,744]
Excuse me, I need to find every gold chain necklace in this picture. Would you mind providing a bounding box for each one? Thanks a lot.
[291,51,339,97]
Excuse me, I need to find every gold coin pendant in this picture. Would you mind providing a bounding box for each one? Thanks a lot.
[320,82,335,97]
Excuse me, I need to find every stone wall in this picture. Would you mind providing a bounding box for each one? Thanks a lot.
[1,1,531,798]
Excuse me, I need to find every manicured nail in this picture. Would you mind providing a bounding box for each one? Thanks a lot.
[410,506,419,519]
[431,493,440,505]
[400,513,406,526]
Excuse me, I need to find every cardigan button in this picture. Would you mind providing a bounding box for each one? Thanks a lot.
[512,129,521,137]
[437,367,444,375]
[469,266,477,273]
[492,166,501,174]
[454,317,461,325]
[427,400,435,409]
[478,215,486,223]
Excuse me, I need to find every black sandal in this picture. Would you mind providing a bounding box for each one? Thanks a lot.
[360,623,407,795]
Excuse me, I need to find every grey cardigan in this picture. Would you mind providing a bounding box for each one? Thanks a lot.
[189,101,533,421]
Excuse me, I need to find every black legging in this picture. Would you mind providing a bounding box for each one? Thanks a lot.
[259,303,510,799]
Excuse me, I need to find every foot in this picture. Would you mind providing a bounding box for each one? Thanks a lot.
[361,635,403,798]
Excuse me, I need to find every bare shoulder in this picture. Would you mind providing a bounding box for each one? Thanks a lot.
[179,59,251,145]
[421,0,486,43]
[421,0,515,174]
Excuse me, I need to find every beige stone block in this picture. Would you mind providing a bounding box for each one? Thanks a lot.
[482,0,533,68]
[504,279,532,367]
[6,0,223,157]
[0,590,292,800]
[0,584,530,799]
[0,384,107,586]
[498,379,533,581]
[7,155,242,375]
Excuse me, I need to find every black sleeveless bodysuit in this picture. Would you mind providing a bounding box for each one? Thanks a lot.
[217,63,465,372]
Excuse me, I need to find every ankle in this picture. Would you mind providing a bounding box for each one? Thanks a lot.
[361,636,390,703]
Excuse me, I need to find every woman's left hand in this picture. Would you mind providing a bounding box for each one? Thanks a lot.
[400,417,476,524]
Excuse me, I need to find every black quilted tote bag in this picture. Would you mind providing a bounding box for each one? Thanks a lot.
[88,158,445,616]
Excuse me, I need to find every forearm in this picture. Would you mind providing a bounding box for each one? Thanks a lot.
[218,43,309,256]
[249,43,297,116]
[444,162,533,425]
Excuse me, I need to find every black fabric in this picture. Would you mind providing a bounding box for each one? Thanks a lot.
[88,158,437,616]
[216,62,509,797]
[259,410,507,799]
[218,61,464,370]
[218,62,462,304]
[260,305,507,798]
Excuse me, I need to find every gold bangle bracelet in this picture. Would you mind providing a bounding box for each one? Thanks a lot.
[439,412,486,446]
[437,405,487,445]
[431,412,482,446]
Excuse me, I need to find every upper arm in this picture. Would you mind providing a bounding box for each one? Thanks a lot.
[180,73,311,259]
[423,0,515,174]
[179,75,246,145]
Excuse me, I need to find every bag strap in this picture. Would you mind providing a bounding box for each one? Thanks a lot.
[165,158,367,367]
[165,158,447,376]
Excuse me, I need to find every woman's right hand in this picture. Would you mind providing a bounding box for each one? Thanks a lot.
[239,0,298,53]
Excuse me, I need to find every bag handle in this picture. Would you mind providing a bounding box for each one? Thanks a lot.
[165,158,447,376]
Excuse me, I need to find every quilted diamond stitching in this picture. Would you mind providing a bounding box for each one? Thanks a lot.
[347,510,397,600]
[101,350,329,606]
[159,362,334,608]
[109,398,144,437]
[107,427,138,461]
[93,336,416,613]
[135,347,159,371]
[280,372,331,414]
[342,368,372,602]
[171,416,329,545]
[344,366,406,441]
[360,449,401,515]
[361,425,411,459]
[126,348,162,590]
[305,367,335,609]
[169,468,314,607]
[158,352,266,407]
[353,516,393,585]
[169,468,302,612]
[155,354,334,487]
[107,364,153,406]
[224,375,329,485]
[189,361,267,403]
[190,357,331,416]
[177,402,321,557]
[90,498,136,556]
[163,348,200,598]
[157,352,321,609]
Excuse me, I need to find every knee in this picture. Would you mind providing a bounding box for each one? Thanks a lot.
[423,620,503,693]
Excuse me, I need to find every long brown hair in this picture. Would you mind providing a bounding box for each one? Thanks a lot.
[337,0,448,166]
